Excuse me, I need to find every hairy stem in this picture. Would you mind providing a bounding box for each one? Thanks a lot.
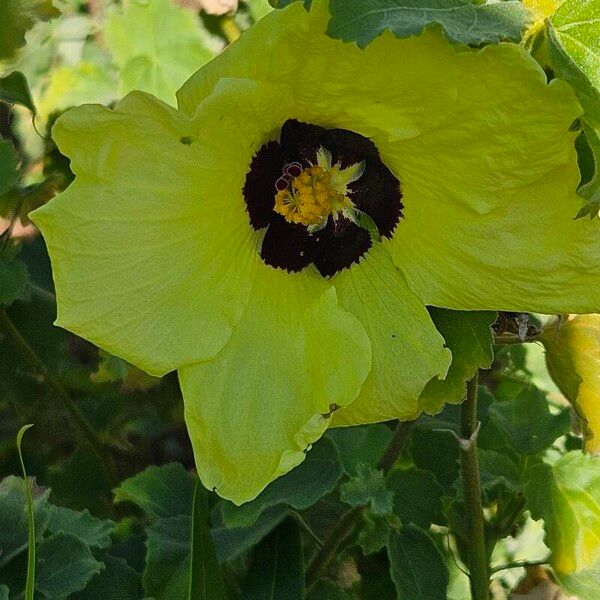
[0,308,118,486]
[460,371,489,600]
[305,419,413,589]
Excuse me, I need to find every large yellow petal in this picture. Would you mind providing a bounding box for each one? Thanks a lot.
[179,262,371,504]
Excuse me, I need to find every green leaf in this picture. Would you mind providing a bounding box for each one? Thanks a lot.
[560,568,600,600]
[0,140,19,197]
[326,0,531,48]
[307,579,350,600]
[189,481,228,600]
[212,506,288,563]
[70,556,142,600]
[0,0,60,60]
[221,437,343,527]
[327,423,392,476]
[0,585,8,600]
[484,383,570,456]
[409,427,459,489]
[547,0,600,215]
[475,448,520,496]
[0,72,36,114]
[144,516,190,600]
[0,475,50,569]
[0,259,30,306]
[49,447,112,517]
[575,120,600,218]
[240,519,305,600]
[35,533,103,600]
[387,468,444,528]
[104,0,213,105]
[47,506,115,550]
[340,462,393,516]
[114,463,195,520]
[419,309,496,413]
[357,512,391,556]
[16,425,35,600]
[525,452,600,579]
[387,524,449,600]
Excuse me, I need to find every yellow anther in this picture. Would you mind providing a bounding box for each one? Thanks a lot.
[274,165,344,226]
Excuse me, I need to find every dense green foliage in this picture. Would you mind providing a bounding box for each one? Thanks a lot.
[1,0,600,599]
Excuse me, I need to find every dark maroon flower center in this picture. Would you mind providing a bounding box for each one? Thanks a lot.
[243,119,403,277]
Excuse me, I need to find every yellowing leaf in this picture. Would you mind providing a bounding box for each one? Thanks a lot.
[542,315,600,454]
[526,452,600,576]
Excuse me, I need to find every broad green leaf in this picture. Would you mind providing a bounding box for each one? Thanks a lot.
[484,383,570,456]
[50,448,112,517]
[548,0,600,117]
[70,556,142,600]
[35,533,102,600]
[340,462,393,516]
[327,423,392,476]
[0,140,19,197]
[547,0,600,215]
[326,0,532,48]
[144,516,190,600]
[525,452,600,577]
[221,437,343,527]
[114,463,195,520]
[409,427,459,489]
[0,259,30,306]
[0,72,36,114]
[189,481,228,600]
[16,425,35,600]
[419,309,496,413]
[387,468,444,528]
[240,519,304,600]
[0,585,8,600]
[47,506,115,550]
[387,525,449,600]
[468,449,521,502]
[212,506,288,563]
[104,0,213,105]
[0,476,50,569]
[307,579,350,600]
[357,512,391,556]
[0,0,60,60]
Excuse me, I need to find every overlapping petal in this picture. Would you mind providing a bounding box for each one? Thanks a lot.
[177,1,458,141]
[377,43,600,314]
[330,243,451,427]
[179,263,371,504]
[31,86,290,375]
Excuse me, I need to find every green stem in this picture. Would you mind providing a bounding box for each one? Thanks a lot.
[492,333,539,345]
[459,371,489,600]
[305,505,364,588]
[490,559,548,575]
[0,308,118,486]
[305,419,413,589]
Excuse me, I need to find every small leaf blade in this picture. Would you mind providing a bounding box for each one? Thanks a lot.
[189,480,228,600]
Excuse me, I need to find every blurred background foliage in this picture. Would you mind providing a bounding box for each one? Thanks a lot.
[1,1,600,599]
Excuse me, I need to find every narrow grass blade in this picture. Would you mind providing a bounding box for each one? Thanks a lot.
[16,424,35,600]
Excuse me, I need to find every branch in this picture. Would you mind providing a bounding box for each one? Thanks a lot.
[459,371,490,600]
